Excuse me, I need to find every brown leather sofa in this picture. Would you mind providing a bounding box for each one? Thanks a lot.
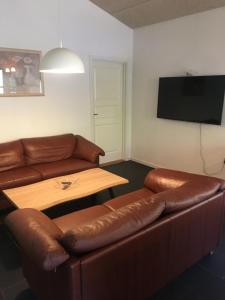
[5,168,225,300]
[0,133,105,209]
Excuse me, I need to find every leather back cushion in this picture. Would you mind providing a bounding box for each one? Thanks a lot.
[60,197,165,254]
[5,208,69,271]
[0,140,25,172]
[22,134,76,165]
[152,179,220,214]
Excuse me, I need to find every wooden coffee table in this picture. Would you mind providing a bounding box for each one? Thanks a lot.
[3,168,129,211]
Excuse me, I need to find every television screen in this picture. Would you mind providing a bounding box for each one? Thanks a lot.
[157,75,225,125]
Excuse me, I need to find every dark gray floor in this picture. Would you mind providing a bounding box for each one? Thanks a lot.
[0,160,225,300]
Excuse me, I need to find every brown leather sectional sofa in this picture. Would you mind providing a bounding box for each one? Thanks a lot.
[5,168,225,300]
[0,133,104,209]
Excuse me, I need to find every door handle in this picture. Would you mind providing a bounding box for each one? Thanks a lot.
[93,113,99,116]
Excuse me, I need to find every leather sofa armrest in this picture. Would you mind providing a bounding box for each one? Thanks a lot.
[5,208,69,271]
[73,135,105,164]
[144,168,225,193]
[151,179,221,213]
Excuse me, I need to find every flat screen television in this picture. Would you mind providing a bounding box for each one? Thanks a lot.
[157,75,225,125]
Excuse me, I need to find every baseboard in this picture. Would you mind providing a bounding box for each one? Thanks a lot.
[131,158,161,169]
[100,157,163,169]
[100,159,125,167]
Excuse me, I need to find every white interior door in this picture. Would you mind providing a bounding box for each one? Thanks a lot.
[91,60,125,164]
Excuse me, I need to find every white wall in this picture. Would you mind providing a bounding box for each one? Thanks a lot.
[132,7,225,178]
[0,0,133,158]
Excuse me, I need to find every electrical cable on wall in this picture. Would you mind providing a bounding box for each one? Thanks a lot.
[199,124,224,176]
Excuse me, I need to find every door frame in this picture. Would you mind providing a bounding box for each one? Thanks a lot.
[89,56,127,162]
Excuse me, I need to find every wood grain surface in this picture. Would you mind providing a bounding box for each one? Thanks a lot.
[3,168,129,211]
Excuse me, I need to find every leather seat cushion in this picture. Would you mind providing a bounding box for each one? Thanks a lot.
[22,134,75,165]
[0,167,42,190]
[104,188,154,211]
[31,158,97,179]
[54,205,112,232]
[0,140,25,172]
[60,197,165,254]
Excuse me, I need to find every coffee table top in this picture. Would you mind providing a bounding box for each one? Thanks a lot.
[3,168,129,211]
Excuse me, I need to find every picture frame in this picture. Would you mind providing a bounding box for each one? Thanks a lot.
[0,47,44,96]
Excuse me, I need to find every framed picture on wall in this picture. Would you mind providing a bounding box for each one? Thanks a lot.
[0,47,44,96]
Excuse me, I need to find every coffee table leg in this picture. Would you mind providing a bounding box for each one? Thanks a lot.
[108,188,115,199]
[91,193,99,206]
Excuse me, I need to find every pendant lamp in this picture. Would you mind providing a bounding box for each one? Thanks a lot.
[40,1,84,74]
[40,45,85,74]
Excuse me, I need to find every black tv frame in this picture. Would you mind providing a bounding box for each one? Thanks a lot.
[157,75,225,125]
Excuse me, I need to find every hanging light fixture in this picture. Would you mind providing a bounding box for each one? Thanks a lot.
[40,0,84,74]
[40,44,84,74]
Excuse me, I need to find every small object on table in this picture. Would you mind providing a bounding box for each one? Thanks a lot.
[61,181,72,190]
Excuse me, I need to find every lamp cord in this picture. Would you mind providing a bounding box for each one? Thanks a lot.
[199,123,224,175]
[58,0,63,48]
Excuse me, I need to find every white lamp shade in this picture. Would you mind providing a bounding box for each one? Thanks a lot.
[40,47,85,74]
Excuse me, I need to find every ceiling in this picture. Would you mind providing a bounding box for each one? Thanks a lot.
[89,0,225,28]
